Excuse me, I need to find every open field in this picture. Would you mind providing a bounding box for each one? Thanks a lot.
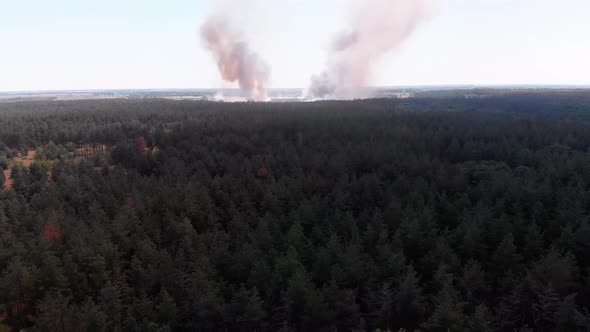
[3,86,589,103]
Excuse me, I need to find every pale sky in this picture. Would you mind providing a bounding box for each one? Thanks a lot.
[1,0,589,91]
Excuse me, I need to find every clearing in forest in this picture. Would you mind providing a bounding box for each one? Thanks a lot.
[2,149,38,190]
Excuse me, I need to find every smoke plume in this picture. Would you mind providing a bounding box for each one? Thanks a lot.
[309,0,431,99]
[201,10,270,101]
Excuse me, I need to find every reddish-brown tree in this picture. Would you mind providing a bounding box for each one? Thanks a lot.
[136,136,147,155]
[257,167,269,178]
[42,222,61,241]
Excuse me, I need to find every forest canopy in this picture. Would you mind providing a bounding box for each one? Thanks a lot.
[1,92,590,331]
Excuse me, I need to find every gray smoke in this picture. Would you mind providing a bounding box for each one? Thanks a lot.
[309,0,431,99]
[201,9,270,101]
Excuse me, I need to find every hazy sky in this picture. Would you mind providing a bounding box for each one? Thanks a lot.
[1,0,589,91]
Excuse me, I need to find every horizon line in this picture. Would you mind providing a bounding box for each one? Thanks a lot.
[2,84,590,95]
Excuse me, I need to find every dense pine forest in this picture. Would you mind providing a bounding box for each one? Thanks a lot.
[1,92,590,331]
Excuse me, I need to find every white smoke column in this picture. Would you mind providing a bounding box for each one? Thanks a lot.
[201,5,270,101]
[309,0,431,99]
